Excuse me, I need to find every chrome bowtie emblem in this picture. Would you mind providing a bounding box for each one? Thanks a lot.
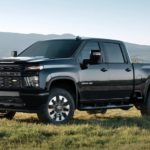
[12,79,17,82]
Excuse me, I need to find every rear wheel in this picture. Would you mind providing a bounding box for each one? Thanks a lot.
[37,88,75,124]
[0,111,16,119]
[141,92,150,116]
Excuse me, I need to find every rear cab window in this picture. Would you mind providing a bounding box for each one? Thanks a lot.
[102,42,125,63]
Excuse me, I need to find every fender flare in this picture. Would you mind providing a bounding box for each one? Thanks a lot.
[46,76,79,107]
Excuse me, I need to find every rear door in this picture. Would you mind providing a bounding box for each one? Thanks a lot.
[101,41,134,99]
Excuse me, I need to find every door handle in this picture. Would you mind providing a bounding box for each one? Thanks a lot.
[125,68,131,72]
[101,68,107,72]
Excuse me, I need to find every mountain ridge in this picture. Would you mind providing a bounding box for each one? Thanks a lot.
[0,32,149,62]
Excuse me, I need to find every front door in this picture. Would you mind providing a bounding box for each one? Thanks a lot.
[78,41,109,102]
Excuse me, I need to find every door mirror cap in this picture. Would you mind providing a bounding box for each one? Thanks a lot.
[11,51,17,57]
[81,50,101,69]
[90,50,101,63]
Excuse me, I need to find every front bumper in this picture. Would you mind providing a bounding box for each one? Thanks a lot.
[0,91,49,112]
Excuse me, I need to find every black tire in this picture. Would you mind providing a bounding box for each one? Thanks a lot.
[0,111,16,120]
[37,88,75,124]
[141,92,150,116]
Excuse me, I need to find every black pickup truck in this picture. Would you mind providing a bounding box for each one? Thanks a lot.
[0,37,150,124]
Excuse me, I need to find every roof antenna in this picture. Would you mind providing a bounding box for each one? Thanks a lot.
[76,36,82,40]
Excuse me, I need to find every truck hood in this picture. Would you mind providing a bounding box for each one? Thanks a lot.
[0,56,49,63]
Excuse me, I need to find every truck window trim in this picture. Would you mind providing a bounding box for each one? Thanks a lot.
[101,42,128,64]
[76,40,105,64]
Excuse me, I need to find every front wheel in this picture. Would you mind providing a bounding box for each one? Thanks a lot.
[37,88,75,124]
[0,111,16,119]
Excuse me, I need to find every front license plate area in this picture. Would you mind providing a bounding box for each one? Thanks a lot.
[0,91,20,97]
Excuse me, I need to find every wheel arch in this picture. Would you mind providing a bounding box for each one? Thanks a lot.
[47,76,79,108]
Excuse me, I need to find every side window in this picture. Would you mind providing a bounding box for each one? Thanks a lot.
[103,42,124,63]
[81,42,100,60]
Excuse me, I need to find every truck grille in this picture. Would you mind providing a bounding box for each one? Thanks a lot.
[0,72,21,77]
[0,65,23,89]
[0,77,22,89]
[0,65,23,71]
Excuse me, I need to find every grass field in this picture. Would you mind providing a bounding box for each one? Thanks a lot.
[0,108,150,150]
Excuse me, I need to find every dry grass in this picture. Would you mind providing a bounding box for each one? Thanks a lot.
[0,108,150,150]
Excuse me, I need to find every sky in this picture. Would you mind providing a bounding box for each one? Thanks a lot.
[0,0,150,45]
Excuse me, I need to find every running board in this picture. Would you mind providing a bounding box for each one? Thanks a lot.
[79,104,134,111]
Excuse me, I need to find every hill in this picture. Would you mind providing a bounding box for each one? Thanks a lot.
[0,32,150,63]
[0,32,75,56]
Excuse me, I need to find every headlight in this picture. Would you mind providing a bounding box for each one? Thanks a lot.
[25,65,44,71]
[24,76,39,87]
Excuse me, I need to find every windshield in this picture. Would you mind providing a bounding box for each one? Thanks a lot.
[19,40,81,59]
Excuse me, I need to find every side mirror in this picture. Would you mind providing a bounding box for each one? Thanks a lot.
[81,50,101,69]
[11,51,17,57]
[90,50,101,64]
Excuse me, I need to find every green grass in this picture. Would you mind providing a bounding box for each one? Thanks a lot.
[0,108,150,150]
